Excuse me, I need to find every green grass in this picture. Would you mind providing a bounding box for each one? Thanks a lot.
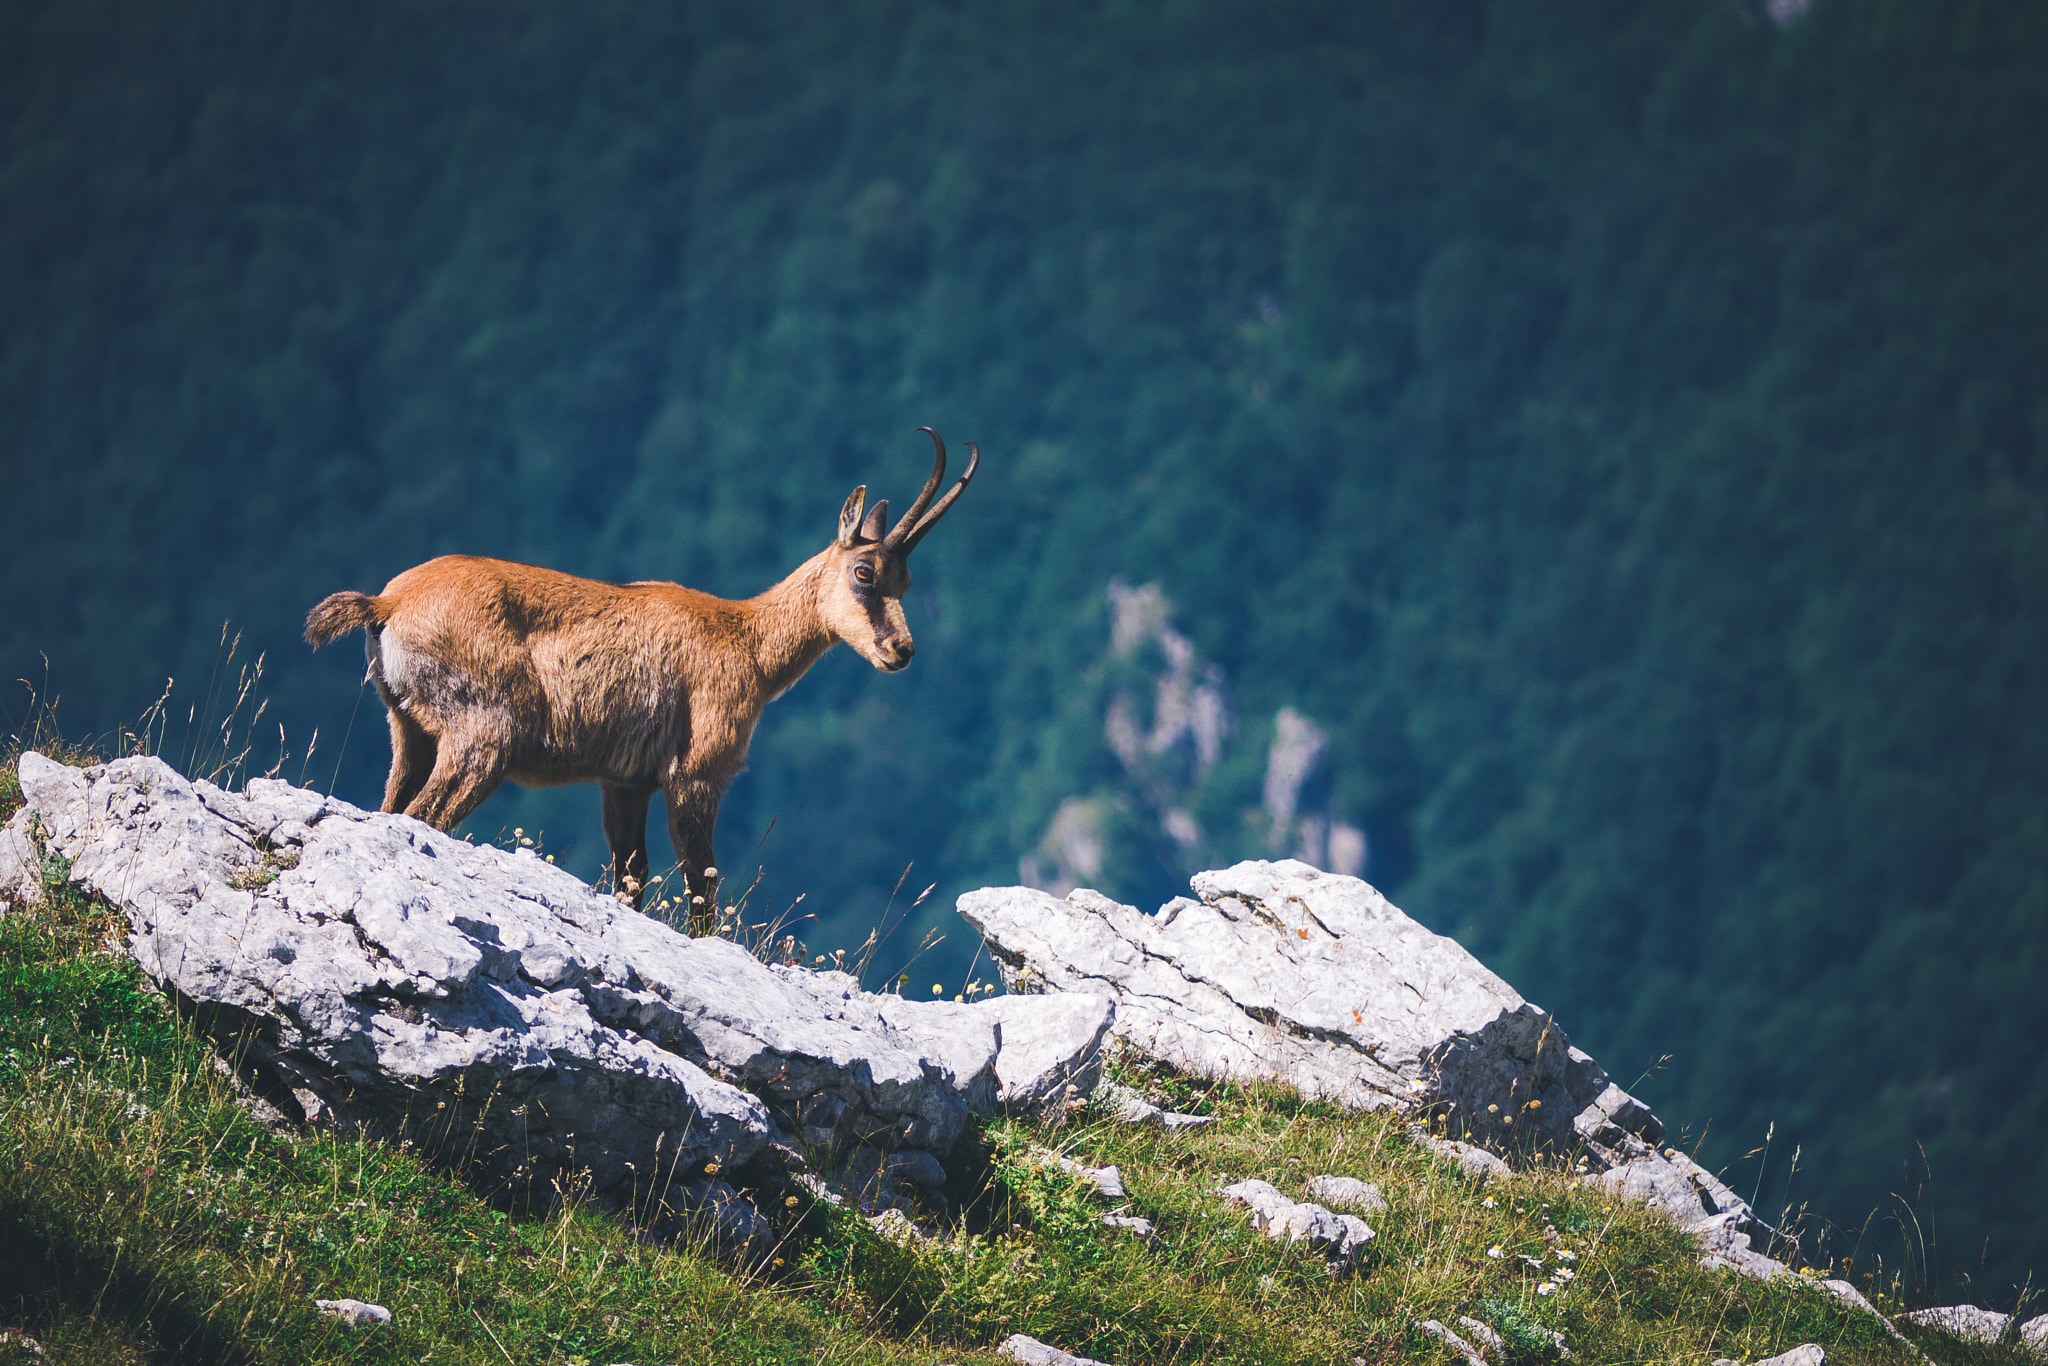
[1,746,2039,1365]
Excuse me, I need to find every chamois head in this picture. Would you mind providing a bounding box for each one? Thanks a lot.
[819,426,979,672]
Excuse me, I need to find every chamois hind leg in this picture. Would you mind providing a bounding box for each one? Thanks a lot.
[599,782,655,908]
[382,710,438,815]
[662,776,725,935]
[403,732,508,832]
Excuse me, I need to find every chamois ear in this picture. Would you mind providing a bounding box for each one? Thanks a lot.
[836,486,867,548]
[859,500,890,544]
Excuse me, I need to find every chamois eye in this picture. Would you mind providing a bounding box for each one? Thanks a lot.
[854,563,874,585]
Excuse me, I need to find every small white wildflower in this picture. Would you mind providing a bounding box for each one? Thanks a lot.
[1487,1246,1504,1259]
[1521,1254,1545,1269]
[1537,1283,1555,1296]
[1555,1268,1576,1281]
[1482,1196,1497,1209]
[1559,1250,1577,1261]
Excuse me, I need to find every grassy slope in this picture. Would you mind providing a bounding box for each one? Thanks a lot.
[0,755,2035,1366]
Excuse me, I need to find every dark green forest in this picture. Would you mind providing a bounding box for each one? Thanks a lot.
[2,0,2043,1297]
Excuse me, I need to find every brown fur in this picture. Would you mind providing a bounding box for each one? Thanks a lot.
[305,433,977,930]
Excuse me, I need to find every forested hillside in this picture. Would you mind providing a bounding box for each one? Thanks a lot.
[2,0,2043,1295]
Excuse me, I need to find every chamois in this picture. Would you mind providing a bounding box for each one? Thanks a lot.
[305,427,977,930]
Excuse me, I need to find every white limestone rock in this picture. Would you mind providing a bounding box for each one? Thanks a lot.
[1583,1148,1788,1280]
[1414,1128,1512,1180]
[2021,1313,2048,1358]
[1306,1174,1387,1213]
[865,986,1115,1110]
[1219,1177,1375,1274]
[996,1332,1116,1366]
[1902,1306,2011,1345]
[1714,1345,1825,1366]
[958,861,1663,1160]
[1031,1147,1126,1198]
[1100,1083,1216,1132]
[314,1298,391,1328]
[8,752,1023,1221]
[0,806,43,912]
[1417,1319,1489,1366]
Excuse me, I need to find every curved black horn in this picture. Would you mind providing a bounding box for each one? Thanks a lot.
[884,427,948,549]
[898,440,979,555]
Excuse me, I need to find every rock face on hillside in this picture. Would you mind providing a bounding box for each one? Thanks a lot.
[960,863,1662,1159]
[2,752,1111,1230]
[4,750,1794,1278]
[960,862,1792,1278]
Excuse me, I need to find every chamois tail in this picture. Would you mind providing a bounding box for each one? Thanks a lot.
[304,591,390,648]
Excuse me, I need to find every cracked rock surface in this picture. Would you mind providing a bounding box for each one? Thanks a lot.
[1220,1177,1375,1274]
[1583,1148,1792,1280]
[960,861,1664,1159]
[11,752,1109,1223]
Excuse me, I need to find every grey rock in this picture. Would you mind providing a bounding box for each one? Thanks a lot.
[1306,1175,1387,1213]
[1584,1149,1787,1280]
[1456,1314,1573,1361]
[659,1177,775,1257]
[996,1333,1115,1366]
[7,753,1041,1224]
[1457,1317,1506,1357]
[866,986,1115,1110]
[837,1144,951,1211]
[1417,1319,1489,1366]
[1101,1212,1155,1237]
[0,806,44,912]
[1814,1281,1933,1361]
[1100,1083,1216,1132]
[1903,1306,2011,1345]
[1459,1314,1571,1360]
[2021,1314,2048,1358]
[1413,1128,1511,1180]
[959,862,1662,1159]
[1759,1346,1827,1366]
[1032,1147,1126,1198]
[1713,1345,1825,1366]
[314,1298,391,1327]
[865,1207,931,1243]
[1220,1177,1375,1274]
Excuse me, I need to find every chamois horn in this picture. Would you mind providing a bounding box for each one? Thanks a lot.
[885,426,979,554]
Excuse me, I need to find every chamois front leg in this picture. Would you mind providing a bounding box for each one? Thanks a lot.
[662,775,724,935]
[600,781,655,908]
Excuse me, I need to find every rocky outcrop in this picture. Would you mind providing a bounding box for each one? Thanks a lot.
[957,862,1819,1282]
[996,1334,1116,1366]
[1305,1175,1386,1213]
[3,751,1850,1289]
[1219,1177,1376,1274]
[959,861,1665,1162]
[1584,1149,1790,1279]
[1714,1345,1825,1366]
[1900,1306,2025,1348]
[6,752,1109,1229]
[314,1299,392,1329]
